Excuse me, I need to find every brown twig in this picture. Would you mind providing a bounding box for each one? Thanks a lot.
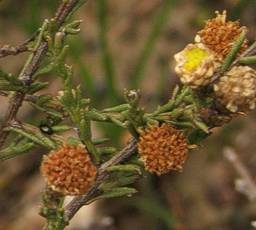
[64,139,137,222]
[0,31,39,58]
[0,91,38,103]
[0,0,81,149]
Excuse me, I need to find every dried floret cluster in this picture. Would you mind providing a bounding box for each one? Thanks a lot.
[174,11,256,114]
[137,123,189,175]
[35,10,256,207]
[214,66,256,112]
[196,10,248,59]
[41,144,97,196]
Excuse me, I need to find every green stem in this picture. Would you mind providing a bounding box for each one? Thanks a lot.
[238,55,256,65]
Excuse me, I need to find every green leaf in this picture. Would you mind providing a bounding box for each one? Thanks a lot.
[28,82,48,94]
[221,30,247,72]
[98,147,117,155]
[67,136,81,146]
[107,164,142,175]
[94,187,137,201]
[238,55,256,65]
[0,142,35,161]
[8,124,56,149]
[191,118,209,133]
[86,109,108,121]
[30,102,63,118]
[51,125,71,132]
[103,104,131,112]
[99,175,139,191]
[0,80,24,91]
[92,137,110,145]
[0,70,24,91]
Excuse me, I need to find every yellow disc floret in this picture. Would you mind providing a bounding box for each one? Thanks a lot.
[183,47,209,73]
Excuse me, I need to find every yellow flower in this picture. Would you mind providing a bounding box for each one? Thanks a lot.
[174,43,221,89]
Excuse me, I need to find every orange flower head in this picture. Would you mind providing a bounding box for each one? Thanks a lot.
[41,144,97,196]
[196,10,248,59]
[137,124,189,175]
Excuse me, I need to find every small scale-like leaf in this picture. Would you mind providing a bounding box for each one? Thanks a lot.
[28,82,48,94]
[103,104,131,112]
[92,187,137,202]
[0,79,23,91]
[8,125,56,149]
[52,125,71,132]
[0,142,35,161]
[238,55,256,65]
[109,117,126,128]
[86,110,108,121]
[92,137,110,145]
[107,164,142,175]
[100,175,139,191]
[192,119,209,133]
[98,147,116,155]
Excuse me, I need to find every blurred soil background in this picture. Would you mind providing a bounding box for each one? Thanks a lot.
[1,0,256,229]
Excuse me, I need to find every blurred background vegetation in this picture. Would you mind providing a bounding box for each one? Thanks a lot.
[1,0,256,229]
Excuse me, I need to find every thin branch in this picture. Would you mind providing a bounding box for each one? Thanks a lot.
[0,91,38,104]
[0,0,81,149]
[224,147,256,201]
[0,31,38,58]
[64,138,137,221]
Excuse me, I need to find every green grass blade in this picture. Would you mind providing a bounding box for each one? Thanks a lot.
[96,0,119,103]
[129,0,177,89]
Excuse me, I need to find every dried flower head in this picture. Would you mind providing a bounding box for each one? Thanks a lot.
[174,43,221,88]
[214,66,256,113]
[41,144,97,196]
[137,123,189,175]
[196,10,248,59]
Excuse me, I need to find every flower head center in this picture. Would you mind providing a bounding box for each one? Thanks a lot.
[183,47,209,72]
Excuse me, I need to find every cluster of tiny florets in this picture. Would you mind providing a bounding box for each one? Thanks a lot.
[137,123,189,175]
[173,11,256,114]
[174,43,221,88]
[174,11,248,89]
[41,144,97,196]
[214,66,256,113]
[196,10,248,59]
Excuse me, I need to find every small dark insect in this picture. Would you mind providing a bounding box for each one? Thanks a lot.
[39,124,54,135]
[39,117,56,135]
